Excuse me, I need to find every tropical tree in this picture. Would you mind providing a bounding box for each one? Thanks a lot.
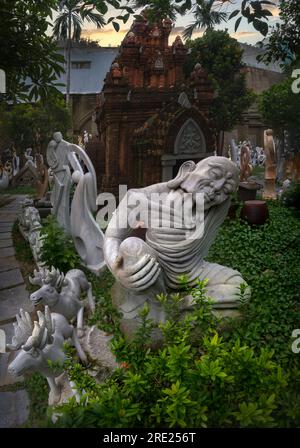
[183,0,228,39]
[185,30,255,154]
[257,0,300,68]
[0,0,65,102]
[53,1,106,105]
[0,1,275,102]
[260,77,300,153]
[0,95,71,153]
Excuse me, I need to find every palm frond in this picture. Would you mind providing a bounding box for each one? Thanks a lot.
[53,13,69,40]
[80,10,106,28]
[71,13,83,40]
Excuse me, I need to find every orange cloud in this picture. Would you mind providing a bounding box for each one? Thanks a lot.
[231,31,259,38]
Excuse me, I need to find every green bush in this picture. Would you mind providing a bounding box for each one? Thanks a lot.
[39,215,80,272]
[45,201,300,428]
[50,281,288,428]
[281,182,300,213]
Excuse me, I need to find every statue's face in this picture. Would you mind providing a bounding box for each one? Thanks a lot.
[179,157,238,209]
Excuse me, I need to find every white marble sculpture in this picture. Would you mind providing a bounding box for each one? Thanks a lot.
[46,133,72,233]
[0,165,9,190]
[19,203,44,266]
[7,307,86,405]
[229,139,239,166]
[29,267,95,333]
[68,141,105,274]
[103,156,250,338]
[24,147,35,166]
[46,132,104,274]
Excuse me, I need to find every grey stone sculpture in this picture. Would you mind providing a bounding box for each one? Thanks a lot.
[7,307,86,405]
[29,267,95,334]
[46,132,105,274]
[68,142,106,274]
[46,132,72,232]
[104,156,250,338]
[18,203,44,266]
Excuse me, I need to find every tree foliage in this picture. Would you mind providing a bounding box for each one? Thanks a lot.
[258,0,300,67]
[0,1,65,102]
[260,77,300,133]
[0,1,276,102]
[185,30,255,152]
[0,95,71,152]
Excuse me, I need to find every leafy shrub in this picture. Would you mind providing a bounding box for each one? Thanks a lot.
[50,281,288,428]
[45,201,300,428]
[281,181,300,213]
[39,215,80,272]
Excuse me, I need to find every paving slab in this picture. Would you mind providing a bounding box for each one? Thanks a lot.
[0,226,14,233]
[0,216,16,222]
[0,269,24,291]
[0,240,13,249]
[0,285,33,322]
[0,257,19,273]
[0,233,11,240]
[0,247,15,257]
[0,390,30,428]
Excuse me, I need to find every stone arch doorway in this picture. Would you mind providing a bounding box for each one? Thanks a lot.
[161,117,212,181]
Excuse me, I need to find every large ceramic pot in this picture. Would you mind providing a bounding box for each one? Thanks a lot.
[240,200,269,226]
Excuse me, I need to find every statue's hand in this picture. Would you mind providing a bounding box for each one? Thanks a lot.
[113,253,161,291]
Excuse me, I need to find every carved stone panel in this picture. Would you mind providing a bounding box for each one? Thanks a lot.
[174,118,206,155]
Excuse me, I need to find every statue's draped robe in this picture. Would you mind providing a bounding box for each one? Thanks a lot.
[116,187,246,304]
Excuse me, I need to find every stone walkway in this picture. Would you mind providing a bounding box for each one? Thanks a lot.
[0,195,33,428]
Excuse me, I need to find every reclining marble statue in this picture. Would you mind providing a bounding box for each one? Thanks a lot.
[103,156,250,339]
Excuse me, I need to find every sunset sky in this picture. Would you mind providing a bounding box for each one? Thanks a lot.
[76,1,281,47]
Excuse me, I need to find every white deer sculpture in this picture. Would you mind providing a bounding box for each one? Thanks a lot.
[29,267,95,335]
[7,307,86,405]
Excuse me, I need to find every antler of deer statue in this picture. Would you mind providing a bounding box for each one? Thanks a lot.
[7,306,87,405]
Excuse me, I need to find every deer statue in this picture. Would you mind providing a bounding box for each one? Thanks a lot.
[29,267,95,335]
[7,307,87,405]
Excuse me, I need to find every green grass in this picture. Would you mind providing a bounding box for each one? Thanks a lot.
[0,185,36,195]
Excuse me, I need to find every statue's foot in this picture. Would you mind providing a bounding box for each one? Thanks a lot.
[183,261,250,315]
[199,261,250,308]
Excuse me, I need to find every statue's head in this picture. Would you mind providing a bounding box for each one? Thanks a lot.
[167,156,239,209]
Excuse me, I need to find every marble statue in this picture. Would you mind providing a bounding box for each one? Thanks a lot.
[229,139,239,166]
[239,141,253,182]
[24,147,34,165]
[263,129,277,199]
[18,202,44,265]
[35,153,49,200]
[29,267,95,334]
[103,156,250,338]
[83,130,89,148]
[12,148,20,176]
[68,140,105,274]
[4,160,13,179]
[46,132,72,232]
[7,306,86,405]
[46,132,104,274]
[0,163,9,190]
